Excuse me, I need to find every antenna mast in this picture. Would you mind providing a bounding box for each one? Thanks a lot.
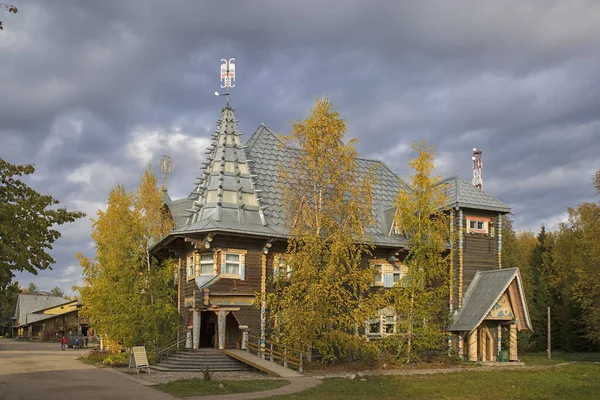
[472,148,482,189]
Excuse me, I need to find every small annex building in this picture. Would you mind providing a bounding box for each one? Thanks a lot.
[448,268,531,362]
[152,101,532,362]
[12,294,89,340]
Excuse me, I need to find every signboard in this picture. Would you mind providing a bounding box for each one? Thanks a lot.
[128,346,150,374]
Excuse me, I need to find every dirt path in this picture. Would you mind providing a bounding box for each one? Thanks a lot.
[0,339,175,400]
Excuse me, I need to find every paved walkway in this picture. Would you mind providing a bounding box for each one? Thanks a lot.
[0,339,175,400]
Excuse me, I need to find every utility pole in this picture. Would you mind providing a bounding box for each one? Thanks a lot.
[547,306,552,361]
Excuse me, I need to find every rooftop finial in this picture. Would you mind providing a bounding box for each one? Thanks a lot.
[215,58,235,104]
[158,154,174,190]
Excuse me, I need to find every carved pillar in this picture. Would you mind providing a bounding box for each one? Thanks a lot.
[260,252,267,356]
[185,330,192,349]
[509,323,518,361]
[218,310,226,350]
[498,214,502,268]
[468,330,478,362]
[449,210,454,312]
[485,328,493,362]
[458,209,464,307]
[193,310,201,349]
[497,325,502,359]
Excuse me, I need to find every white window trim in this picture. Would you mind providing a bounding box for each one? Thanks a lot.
[466,216,490,234]
[273,254,292,279]
[186,255,195,281]
[219,249,247,279]
[199,252,215,276]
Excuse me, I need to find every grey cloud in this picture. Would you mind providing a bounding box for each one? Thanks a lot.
[3,0,600,291]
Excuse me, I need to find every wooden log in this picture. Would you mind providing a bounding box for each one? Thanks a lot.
[509,323,518,361]
[468,330,478,361]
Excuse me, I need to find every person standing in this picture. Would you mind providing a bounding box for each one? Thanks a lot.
[60,336,67,351]
[74,338,80,351]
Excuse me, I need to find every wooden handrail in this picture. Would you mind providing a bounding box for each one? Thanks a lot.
[245,334,304,373]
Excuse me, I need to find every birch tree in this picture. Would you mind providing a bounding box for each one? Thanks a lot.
[385,142,451,363]
[78,167,177,351]
[266,98,378,362]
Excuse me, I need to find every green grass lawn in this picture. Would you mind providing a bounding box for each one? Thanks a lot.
[520,351,600,365]
[153,378,290,397]
[270,363,600,400]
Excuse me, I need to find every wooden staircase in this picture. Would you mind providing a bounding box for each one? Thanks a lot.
[152,348,246,372]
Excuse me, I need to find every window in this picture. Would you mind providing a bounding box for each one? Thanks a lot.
[368,321,380,334]
[200,253,214,275]
[385,316,396,334]
[274,256,291,279]
[466,216,490,234]
[224,253,240,275]
[373,264,383,284]
[186,256,195,280]
[393,264,402,284]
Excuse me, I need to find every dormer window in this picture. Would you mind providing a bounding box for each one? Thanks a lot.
[466,216,490,234]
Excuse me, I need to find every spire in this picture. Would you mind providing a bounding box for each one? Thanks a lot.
[185,104,267,227]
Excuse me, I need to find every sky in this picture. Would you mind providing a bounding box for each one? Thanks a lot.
[2,1,599,295]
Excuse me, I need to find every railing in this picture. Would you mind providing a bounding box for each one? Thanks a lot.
[243,334,304,373]
[156,336,188,363]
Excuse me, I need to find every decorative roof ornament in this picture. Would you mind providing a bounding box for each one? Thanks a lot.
[215,58,235,104]
[158,154,174,190]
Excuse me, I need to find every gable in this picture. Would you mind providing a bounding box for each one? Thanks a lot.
[448,268,531,333]
[486,293,514,319]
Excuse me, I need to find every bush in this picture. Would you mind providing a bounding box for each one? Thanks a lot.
[82,349,112,363]
[42,329,58,342]
[315,331,379,365]
[102,352,129,367]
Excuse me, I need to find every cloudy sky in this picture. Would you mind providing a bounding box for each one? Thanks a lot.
[2,1,599,295]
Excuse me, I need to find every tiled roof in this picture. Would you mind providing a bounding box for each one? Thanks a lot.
[245,125,410,247]
[160,104,510,249]
[438,176,511,213]
[13,294,71,326]
[448,268,530,332]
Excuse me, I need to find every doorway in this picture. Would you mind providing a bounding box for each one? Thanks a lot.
[200,311,217,348]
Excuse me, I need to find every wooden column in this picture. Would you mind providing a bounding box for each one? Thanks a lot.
[218,310,226,350]
[509,323,518,361]
[468,330,478,361]
[498,214,502,268]
[485,328,494,362]
[449,211,454,312]
[479,329,486,361]
[458,209,464,307]
[192,310,201,349]
[497,325,502,359]
[260,252,267,354]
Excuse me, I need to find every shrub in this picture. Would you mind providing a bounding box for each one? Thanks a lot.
[82,350,111,363]
[315,331,379,365]
[42,329,58,342]
[101,352,129,367]
[202,365,212,381]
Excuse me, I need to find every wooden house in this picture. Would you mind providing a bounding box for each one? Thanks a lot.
[11,294,90,341]
[151,103,531,361]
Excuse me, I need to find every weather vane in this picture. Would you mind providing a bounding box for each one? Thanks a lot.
[214,58,235,103]
[158,154,174,190]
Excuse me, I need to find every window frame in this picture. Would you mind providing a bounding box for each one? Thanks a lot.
[199,253,215,276]
[186,255,195,281]
[219,249,247,279]
[466,216,490,234]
